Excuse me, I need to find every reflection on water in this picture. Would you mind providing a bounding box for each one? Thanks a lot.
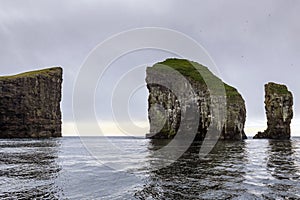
[0,137,300,199]
[135,138,300,199]
[0,139,62,199]
[266,140,300,197]
[135,140,248,199]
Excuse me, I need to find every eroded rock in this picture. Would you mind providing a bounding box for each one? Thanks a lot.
[254,82,293,139]
[146,58,246,141]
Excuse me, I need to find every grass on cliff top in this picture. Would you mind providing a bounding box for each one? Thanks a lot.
[266,82,290,95]
[151,58,241,99]
[0,67,61,80]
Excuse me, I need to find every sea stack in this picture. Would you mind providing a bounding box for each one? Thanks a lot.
[0,67,63,138]
[146,58,246,141]
[254,82,293,139]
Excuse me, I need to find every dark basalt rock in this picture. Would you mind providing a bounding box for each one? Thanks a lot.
[254,82,293,139]
[146,58,246,141]
[0,67,63,138]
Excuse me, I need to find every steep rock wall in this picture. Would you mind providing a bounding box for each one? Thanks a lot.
[0,67,62,138]
[146,58,246,141]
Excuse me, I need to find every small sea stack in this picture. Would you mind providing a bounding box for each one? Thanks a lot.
[254,82,293,139]
[146,58,246,141]
[0,67,63,138]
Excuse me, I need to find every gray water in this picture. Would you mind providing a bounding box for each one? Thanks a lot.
[0,137,300,199]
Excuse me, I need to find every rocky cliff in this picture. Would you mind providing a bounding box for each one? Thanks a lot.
[254,82,293,139]
[0,67,63,138]
[146,58,246,141]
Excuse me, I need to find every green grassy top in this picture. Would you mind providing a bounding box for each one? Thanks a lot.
[151,58,242,100]
[0,67,61,80]
[266,82,290,95]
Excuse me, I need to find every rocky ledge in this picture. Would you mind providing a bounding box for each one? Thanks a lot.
[146,58,246,141]
[254,82,293,139]
[0,67,63,138]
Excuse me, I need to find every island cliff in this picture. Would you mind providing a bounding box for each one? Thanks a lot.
[0,67,63,138]
[254,82,293,139]
[146,58,246,141]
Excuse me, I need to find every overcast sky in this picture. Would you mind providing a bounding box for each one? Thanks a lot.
[0,0,299,136]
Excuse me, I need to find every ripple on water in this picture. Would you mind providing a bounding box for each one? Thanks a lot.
[0,137,300,199]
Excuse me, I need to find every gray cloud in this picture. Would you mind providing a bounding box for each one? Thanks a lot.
[0,0,299,135]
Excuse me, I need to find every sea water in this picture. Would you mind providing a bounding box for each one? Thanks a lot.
[0,137,300,199]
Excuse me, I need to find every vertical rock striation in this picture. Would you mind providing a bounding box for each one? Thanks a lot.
[0,67,63,138]
[254,82,293,139]
[146,58,246,141]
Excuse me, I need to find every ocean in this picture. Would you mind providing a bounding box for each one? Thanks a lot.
[0,137,300,199]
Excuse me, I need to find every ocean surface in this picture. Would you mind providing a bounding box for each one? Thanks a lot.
[0,137,300,200]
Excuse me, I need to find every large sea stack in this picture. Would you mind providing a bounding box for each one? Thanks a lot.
[146,58,246,141]
[254,82,293,139]
[0,67,63,138]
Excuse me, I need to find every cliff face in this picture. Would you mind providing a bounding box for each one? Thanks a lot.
[146,58,246,141]
[0,67,63,138]
[254,82,293,139]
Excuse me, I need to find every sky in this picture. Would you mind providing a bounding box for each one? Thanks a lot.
[0,0,299,136]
